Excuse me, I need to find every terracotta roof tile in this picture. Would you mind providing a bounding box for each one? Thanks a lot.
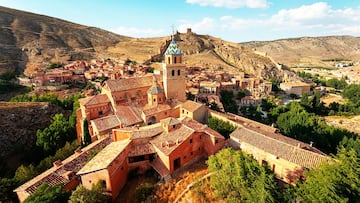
[181,100,203,112]
[128,143,156,157]
[91,115,120,133]
[104,75,162,92]
[14,137,111,194]
[79,94,109,106]
[77,139,131,175]
[142,104,171,116]
[150,126,195,155]
[116,105,143,126]
[230,127,328,168]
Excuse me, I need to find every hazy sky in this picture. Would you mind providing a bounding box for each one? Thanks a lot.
[0,0,359,42]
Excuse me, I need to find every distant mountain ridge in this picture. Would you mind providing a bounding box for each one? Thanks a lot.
[0,6,300,81]
[241,36,360,67]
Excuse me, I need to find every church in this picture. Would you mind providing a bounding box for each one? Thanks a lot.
[77,38,202,143]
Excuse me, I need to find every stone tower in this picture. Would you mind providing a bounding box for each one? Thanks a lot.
[162,38,186,102]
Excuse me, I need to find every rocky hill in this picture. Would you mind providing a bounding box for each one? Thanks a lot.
[109,31,296,80]
[241,36,360,67]
[0,102,69,158]
[0,6,129,76]
[0,6,297,81]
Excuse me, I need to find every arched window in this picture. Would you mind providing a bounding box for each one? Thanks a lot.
[171,70,175,76]
[168,57,170,64]
[178,69,180,75]
[174,57,177,64]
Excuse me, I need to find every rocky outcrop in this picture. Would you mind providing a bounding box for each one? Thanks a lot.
[0,102,69,157]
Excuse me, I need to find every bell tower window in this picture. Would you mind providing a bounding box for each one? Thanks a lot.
[178,70,180,76]
[168,57,170,64]
[172,70,175,76]
[174,56,177,64]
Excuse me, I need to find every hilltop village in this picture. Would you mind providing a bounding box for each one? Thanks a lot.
[14,38,329,202]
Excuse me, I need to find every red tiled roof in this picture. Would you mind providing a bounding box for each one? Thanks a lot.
[142,104,171,116]
[160,117,181,127]
[77,139,131,175]
[104,75,162,92]
[14,137,111,194]
[116,105,143,126]
[230,127,328,168]
[91,115,120,133]
[181,100,203,112]
[128,143,156,157]
[181,117,224,139]
[150,125,195,155]
[79,94,109,107]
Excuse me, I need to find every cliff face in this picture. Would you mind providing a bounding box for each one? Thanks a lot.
[0,6,128,75]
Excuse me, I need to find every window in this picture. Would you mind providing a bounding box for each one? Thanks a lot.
[99,111,103,115]
[172,70,175,76]
[215,139,218,144]
[178,69,180,76]
[174,57,177,64]
[190,139,193,144]
[182,109,185,114]
[153,98,156,102]
[200,135,202,140]
[168,57,170,64]
[173,125,176,128]
[190,152,193,156]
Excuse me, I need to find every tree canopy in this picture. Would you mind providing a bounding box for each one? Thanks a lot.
[24,183,70,203]
[207,148,280,203]
[296,147,360,202]
[208,117,237,139]
[220,90,238,114]
[69,181,108,203]
[36,114,74,153]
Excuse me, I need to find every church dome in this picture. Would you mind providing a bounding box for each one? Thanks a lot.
[147,86,164,94]
[165,39,183,55]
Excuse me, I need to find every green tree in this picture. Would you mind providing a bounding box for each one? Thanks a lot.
[69,182,108,203]
[208,117,237,139]
[186,91,195,101]
[207,148,279,203]
[24,183,70,203]
[36,114,74,154]
[135,182,155,201]
[342,84,360,105]
[0,178,18,202]
[220,90,238,114]
[14,164,37,183]
[296,148,360,202]
[83,120,92,146]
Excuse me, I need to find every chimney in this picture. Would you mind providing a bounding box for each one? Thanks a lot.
[74,148,82,154]
[310,141,313,147]
[53,160,63,167]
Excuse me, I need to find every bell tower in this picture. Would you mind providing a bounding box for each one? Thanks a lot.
[162,37,186,102]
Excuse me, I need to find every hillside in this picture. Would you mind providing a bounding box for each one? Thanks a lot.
[241,36,360,67]
[0,6,296,81]
[109,31,296,80]
[0,6,129,76]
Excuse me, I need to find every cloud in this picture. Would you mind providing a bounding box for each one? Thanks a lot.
[218,2,360,37]
[111,26,166,38]
[185,0,269,8]
[177,17,215,34]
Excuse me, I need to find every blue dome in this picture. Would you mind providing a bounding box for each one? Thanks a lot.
[165,39,183,55]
